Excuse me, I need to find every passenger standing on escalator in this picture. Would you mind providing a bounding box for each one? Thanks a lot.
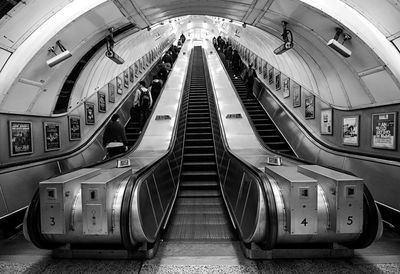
[134,81,153,131]
[150,76,163,102]
[231,50,241,78]
[103,114,128,158]
[244,63,257,99]
[157,62,168,83]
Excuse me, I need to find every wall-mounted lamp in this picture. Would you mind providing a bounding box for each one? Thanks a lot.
[327,27,352,58]
[46,40,72,67]
[242,23,246,28]
[273,21,294,55]
[105,28,124,64]
[147,26,151,31]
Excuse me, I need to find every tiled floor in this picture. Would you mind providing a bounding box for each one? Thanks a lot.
[1,228,400,273]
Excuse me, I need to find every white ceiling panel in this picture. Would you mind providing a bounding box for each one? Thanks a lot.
[340,0,400,37]
[361,71,400,105]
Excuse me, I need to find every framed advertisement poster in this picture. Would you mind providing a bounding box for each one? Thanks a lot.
[85,102,95,125]
[293,84,301,108]
[275,71,281,91]
[320,108,333,135]
[123,70,129,88]
[263,63,268,79]
[129,66,134,83]
[258,59,263,75]
[98,91,106,113]
[116,76,123,95]
[134,61,139,78]
[9,121,33,156]
[342,115,359,146]
[371,112,397,150]
[108,82,115,103]
[305,95,315,119]
[43,122,61,151]
[283,78,290,98]
[68,116,81,140]
[268,67,274,85]
[139,59,143,73]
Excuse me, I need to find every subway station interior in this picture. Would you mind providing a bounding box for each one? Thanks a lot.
[1,0,400,273]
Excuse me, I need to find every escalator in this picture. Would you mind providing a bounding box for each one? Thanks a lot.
[163,46,235,241]
[226,65,295,156]
[125,117,141,146]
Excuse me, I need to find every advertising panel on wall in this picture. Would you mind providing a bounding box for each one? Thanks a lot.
[283,78,290,98]
[268,67,274,85]
[293,84,301,108]
[98,91,106,113]
[123,70,129,88]
[320,108,333,135]
[9,121,33,156]
[129,66,134,83]
[305,95,315,119]
[116,76,123,95]
[108,82,115,103]
[85,102,95,125]
[342,115,359,146]
[263,62,268,79]
[275,71,281,91]
[372,112,397,149]
[68,116,81,140]
[43,122,61,151]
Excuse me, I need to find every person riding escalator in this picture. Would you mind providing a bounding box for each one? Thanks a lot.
[103,114,128,158]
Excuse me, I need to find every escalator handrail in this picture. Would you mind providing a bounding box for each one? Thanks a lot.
[203,47,278,248]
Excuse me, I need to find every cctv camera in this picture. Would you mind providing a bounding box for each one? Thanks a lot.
[273,42,293,55]
[46,50,72,67]
[327,39,351,58]
[105,50,124,64]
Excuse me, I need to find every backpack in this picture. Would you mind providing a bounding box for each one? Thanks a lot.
[139,88,150,109]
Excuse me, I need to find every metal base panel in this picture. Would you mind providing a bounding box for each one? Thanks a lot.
[240,242,354,260]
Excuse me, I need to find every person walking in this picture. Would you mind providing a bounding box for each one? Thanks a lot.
[103,114,128,157]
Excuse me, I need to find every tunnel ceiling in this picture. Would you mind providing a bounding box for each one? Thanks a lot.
[0,0,400,113]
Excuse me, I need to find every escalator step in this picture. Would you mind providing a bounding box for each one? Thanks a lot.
[180,180,218,188]
[183,153,215,162]
[179,189,220,197]
[175,204,224,214]
[171,214,229,225]
[176,197,222,206]
[184,145,214,153]
[164,223,234,240]
[181,170,218,178]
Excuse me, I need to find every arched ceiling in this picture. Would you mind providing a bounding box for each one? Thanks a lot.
[0,0,399,114]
